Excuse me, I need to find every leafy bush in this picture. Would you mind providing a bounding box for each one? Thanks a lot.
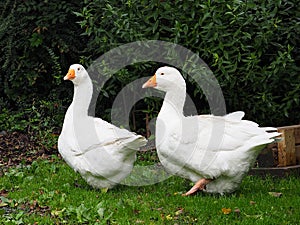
[0,0,86,130]
[76,0,300,126]
[1,0,299,136]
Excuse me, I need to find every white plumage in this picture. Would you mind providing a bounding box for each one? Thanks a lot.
[142,66,279,195]
[58,64,146,189]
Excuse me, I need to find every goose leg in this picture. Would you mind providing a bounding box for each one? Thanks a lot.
[182,178,212,196]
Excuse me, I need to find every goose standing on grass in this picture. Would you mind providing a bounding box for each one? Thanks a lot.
[58,64,146,189]
[142,66,279,195]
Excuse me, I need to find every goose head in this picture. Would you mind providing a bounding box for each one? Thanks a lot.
[142,66,186,92]
[64,64,89,86]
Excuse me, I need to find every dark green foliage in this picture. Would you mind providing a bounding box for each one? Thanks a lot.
[0,0,86,131]
[76,0,300,126]
[0,0,299,135]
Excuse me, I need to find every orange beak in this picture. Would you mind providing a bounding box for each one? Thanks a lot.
[142,74,157,88]
[64,68,76,80]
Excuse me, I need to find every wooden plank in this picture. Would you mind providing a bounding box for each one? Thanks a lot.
[294,127,300,144]
[277,125,300,144]
[277,128,296,166]
[277,124,300,130]
[296,145,300,164]
[250,165,300,177]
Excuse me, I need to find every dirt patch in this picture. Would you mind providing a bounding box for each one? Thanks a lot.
[0,131,58,170]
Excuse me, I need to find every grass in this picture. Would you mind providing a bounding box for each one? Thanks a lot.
[0,156,300,224]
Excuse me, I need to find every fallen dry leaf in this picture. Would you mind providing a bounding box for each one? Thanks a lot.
[133,209,141,215]
[51,208,66,217]
[0,189,8,197]
[175,208,184,215]
[250,201,256,205]
[244,213,263,219]
[0,196,10,208]
[222,207,232,215]
[0,202,8,207]
[268,192,282,197]
[166,214,173,220]
[234,208,241,216]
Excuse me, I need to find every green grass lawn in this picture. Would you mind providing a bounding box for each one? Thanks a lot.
[1,156,300,225]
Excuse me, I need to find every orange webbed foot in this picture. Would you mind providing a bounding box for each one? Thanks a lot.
[182,178,212,196]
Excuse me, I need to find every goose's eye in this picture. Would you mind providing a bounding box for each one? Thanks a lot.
[77,67,81,71]
[160,72,164,75]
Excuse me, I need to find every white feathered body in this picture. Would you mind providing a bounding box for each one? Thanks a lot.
[58,105,146,189]
[148,66,280,194]
[156,110,279,194]
[58,64,146,189]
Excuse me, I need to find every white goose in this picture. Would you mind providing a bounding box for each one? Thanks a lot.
[58,64,146,189]
[142,66,279,195]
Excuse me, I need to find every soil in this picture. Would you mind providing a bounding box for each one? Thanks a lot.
[0,131,58,170]
[0,131,155,171]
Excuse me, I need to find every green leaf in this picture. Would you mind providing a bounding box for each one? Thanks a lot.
[29,33,43,47]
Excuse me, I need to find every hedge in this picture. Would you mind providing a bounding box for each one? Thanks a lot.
[0,0,86,132]
[76,0,300,127]
[0,0,299,134]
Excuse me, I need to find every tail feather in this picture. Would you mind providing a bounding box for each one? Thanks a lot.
[123,135,147,151]
[262,127,281,142]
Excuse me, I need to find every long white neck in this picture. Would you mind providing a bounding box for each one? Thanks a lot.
[64,76,99,151]
[158,86,186,120]
[71,77,93,117]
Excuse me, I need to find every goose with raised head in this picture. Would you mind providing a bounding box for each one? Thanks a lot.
[58,64,146,189]
[142,66,279,195]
